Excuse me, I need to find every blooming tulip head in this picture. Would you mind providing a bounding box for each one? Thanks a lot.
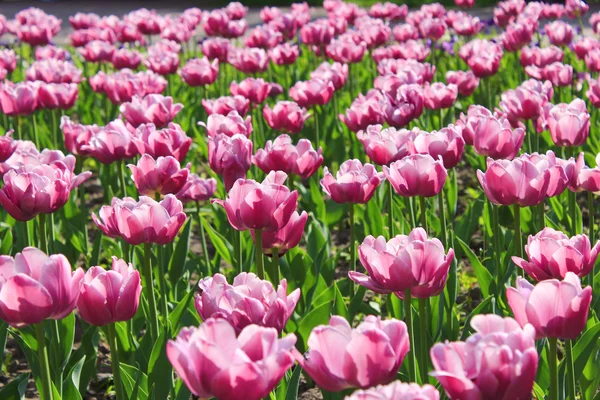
[92,194,187,245]
[321,159,385,204]
[230,77,271,105]
[201,37,230,62]
[295,315,409,391]
[208,133,253,191]
[76,257,141,326]
[167,318,296,400]
[213,171,298,232]
[384,154,448,198]
[512,227,600,281]
[0,81,39,117]
[326,36,367,64]
[253,135,323,180]
[413,126,466,169]
[202,95,249,117]
[0,247,85,327]
[199,111,252,138]
[351,228,454,297]
[357,125,416,166]
[38,83,78,110]
[545,21,574,47]
[340,90,384,132]
[345,381,440,400]
[382,84,425,128]
[128,154,189,196]
[179,57,219,87]
[290,79,335,108]
[263,101,310,134]
[227,47,269,74]
[0,132,17,163]
[547,99,591,147]
[135,122,191,162]
[269,43,299,65]
[520,45,564,68]
[472,113,525,160]
[446,70,479,97]
[119,94,183,128]
[195,272,300,332]
[507,272,592,339]
[431,314,538,400]
[175,174,217,204]
[81,119,143,164]
[424,82,458,110]
[253,211,308,256]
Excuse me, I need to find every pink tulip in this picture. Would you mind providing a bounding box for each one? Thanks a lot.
[310,62,349,91]
[566,0,589,18]
[179,57,219,87]
[587,77,600,107]
[230,78,271,104]
[0,160,91,221]
[571,152,600,193]
[382,84,425,128]
[290,79,335,108]
[501,79,553,124]
[340,90,384,132]
[547,99,590,147]
[227,47,269,74]
[295,315,409,392]
[413,125,465,169]
[269,43,299,65]
[351,228,454,297]
[201,38,230,62]
[202,95,249,117]
[69,12,100,29]
[254,135,323,180]
[542,3,565,19]
[545,21,574,46]
[269,13,300,40]
[419,17,446,40]
[126,8,164,35]
[97,69,167,105]
[92,194,186,245]
[26,59,82,84]
[453,14,483,36]
[346,381,439,400]
[111,48,142,70]
[38,83,78,110]
[368,2,408,20]
[135,122,191,162]
[478,156,551,207]
[0,132,17,163]
[507,272,591,339]
[472,112,525,159]
[573,37,600,59]
[0,143,75,175]
[81,119,142,164]
[494,0,526,26]
[460,39,503,78]
[119,94,183,128]
[208,133,253,191]
[520,151,569,198]
[423,82,458,110]
[78,40,115,63]
[76,257,141,326]
[175,173,217,204]
[527,62,573,87]
[128,154,189,196]
[252,210,308,255]
[377,59,434,82]
[586,48,600,73]
[393,23,419,42]
[0,247,84,327]
[357,125,416,166]
[160,18,192,44]
[321,159,384,204]
[167,318,296,400]
[512,228,600,281]
[520,45,564,67]
[446,70,479,97]
[431,314,538,400]
[199,111,252,138]
[263,101,310,134]
[60,116,97,157]
[0,49,17,76]
[300,20,335,47]
[500,21,534,52]
[68,27,116,47]
[245,24,282,49]
[145,50,179,75]
[384,154,448,198]
[195,272,300,332]
[326,37,367,64]
[213,171,298,232]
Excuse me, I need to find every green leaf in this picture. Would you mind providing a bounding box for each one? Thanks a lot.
[62,355,86,400]
[460,297,493,340]
[333,282,349,321]
[148,328,173,400]
[120,363,149,400]
[348,285,367,321]
[0,229,13,255]
[298,302,331,349]
[285,366,303,400]
[56,314,76,370]
[168,218,191,281]
[168,288,196,334]
[201,215,233,266]
[89,232,102,267]
[365,198,384,237]
[558,322,600,380]
[456,237,494,298]
[0,372,29,400]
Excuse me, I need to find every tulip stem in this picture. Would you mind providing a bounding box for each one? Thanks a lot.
[76,157,89,258]
[403,290,417,383]
[38,214,48,254]
[31,114,39,149]
[589,192,595,289]
[154,193,169,321]
[142,243,159,340]
[514,204,523,276]
[549,337,558,400]
[51,109,58,150]
[408,197,417,229]
[107,323,125,400]
[492,204,502,294]
[418,298,428,385]
[35,323,53,400]
[566,339,577,400]
[118,161,127,197]
[196,202,212,276]
[271,248,280,284]
[419,196,427,233]
[388,182,395,237]
[255,229,265,279]
[349,203,356,296]
[438,191,446,247]
[439,108,444,129]
[314,107,320,148]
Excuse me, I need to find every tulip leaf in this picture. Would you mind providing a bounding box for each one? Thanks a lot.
[298,302,331,350]
[62,355,86,400]
[558,321,600,381]
[168,288,196,335]
[0,372,29,400]
[0,228,13,255]
[200,215,233,266]
[348,285,368,321]
[365,197,384,237]
[65,323,99,395]
[148,328,173,400]
[456,237,494,298]
[285,366,303,400]
[0,322,7,368]
[460,296,493,340]
[56,314,76,371]
[333,282,349,321]
[120,363,149,400]
[174,379,191,400]
[168,218,192,282]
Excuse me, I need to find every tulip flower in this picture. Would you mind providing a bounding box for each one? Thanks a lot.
[478,156,551,207]
[110,48,142,70]
[290,79,335,108]
[201,37,230,62]
[199,111,252,138]
[321,159,385,204]
[566,0,589,18]
[245,24,283,49]
[452,14,483,36]
[574,37,600,59]
[254,135,323,180]
[384,154,448,198]
[230,78,271,104]
[119,94,183,128]
[446,70,479,97]
[92,194,187,245]
[346,381,440,400]
[263,101,310,134]
[472,112,525,160]
[195,272,300,332]
[175,174,217,204]
[81,119,142,164]
[135,122,192,162]
[351,228,454,297]
[213,171,298,232]
[357,125,416,166]
[0,49,17,75]
[419,17,446,40]
[545,21,574,46]
[547,99,591,147]
[512,227,600,281]
[424,82,458,110]
[295,315,409,392]
[128,154,189,196]
[500,80,553,122]
[326,37,367,64]
[431,314,538,400]
[269,43,299,65]
[208,133,253,191]
[520,45,564,67]
[69,12,100,29]
[227,47,269,74]
[179,57,219,87]
[586,78,600,107]
[413,126,466,169]
[460,39,504,78]
[167,318,296,400]
[252,210,308,256]
[145,50,180,75]
[381,84,425,128]
[300,19,335,47]
[38,83,78,110]
[0,247,85,327]
[26,59,83,84]
[393,23,419,42]
[0,132,17,163]
[0,81,39,116]
[202,95,250,116]
[340,90,384,132]
[507,272,592,339]
[368,2,408,20]
[77,257,142,326]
